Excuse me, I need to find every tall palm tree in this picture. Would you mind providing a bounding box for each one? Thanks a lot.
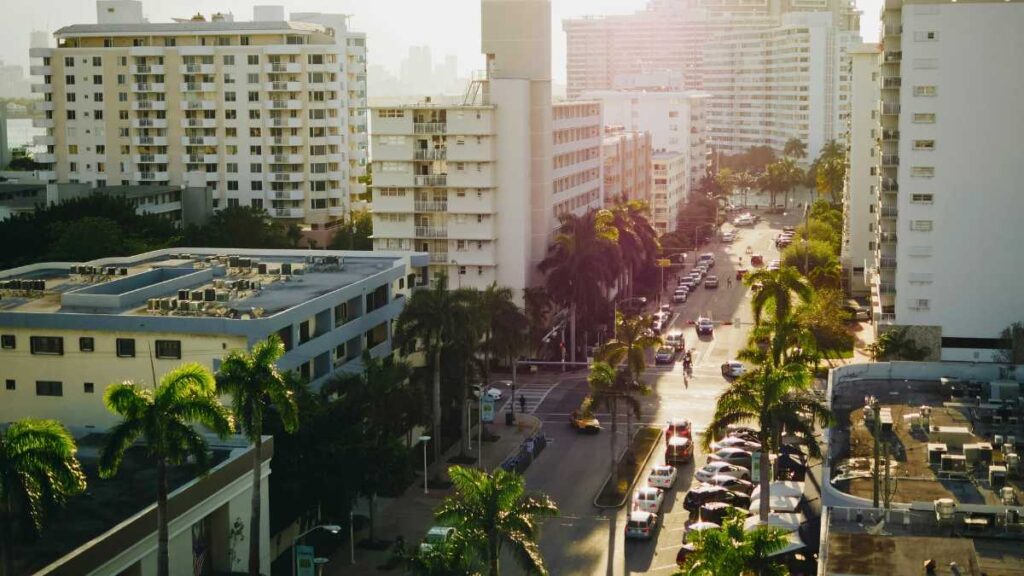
[610,200,660,297]
[539,209,620,363]
[814,141,847,205]
[734,171,758,208]
[216,336,298,576]
[523,286,551,357]
[477,284,528,379]
[704,362,830,521]
[0,419,86,576]
[776,157,804,210]
[678,510,788,576]
[587,362,636,487]
[435,465,558,576]
[783,137,807,161]
[738,314,819,371]
[597,313,662,456]
[745,267,813,326]
[395,273,476,464]
[100,364,233,576]
[714,167,736,202]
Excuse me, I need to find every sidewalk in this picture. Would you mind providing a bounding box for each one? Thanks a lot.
[324,414,542,575]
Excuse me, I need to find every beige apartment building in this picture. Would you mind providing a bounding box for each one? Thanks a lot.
[651,150,688,234]
[841,43,879,296]
[28,2,368,241]
[552,101,603,220]
[602,128,652,205]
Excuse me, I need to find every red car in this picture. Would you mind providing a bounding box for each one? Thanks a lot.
[666,418,692,441]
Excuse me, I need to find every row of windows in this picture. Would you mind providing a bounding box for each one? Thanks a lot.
[3,379,92,396]
[0,335,180,359]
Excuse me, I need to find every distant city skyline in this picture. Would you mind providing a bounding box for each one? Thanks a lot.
[1,0,881,87]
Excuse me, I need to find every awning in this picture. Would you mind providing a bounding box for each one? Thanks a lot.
[748,495,801,513]
[750,480,804,500]
[743,512,804,533]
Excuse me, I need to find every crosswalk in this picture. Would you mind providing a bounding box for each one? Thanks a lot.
[499,379,562,415]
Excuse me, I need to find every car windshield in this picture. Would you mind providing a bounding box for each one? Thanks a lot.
[627,519,648,529]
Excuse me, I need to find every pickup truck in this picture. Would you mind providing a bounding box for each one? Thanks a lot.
[570,411,602,433]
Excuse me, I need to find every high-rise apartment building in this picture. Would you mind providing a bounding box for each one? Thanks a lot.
[27,2,368,239]
[651,151,689,234]
[703,12,861,157]
[868,0,1024,361]
[552,101,603,220]
[370,0,553,294]
[602,128,652,205]
[841,43,879,296]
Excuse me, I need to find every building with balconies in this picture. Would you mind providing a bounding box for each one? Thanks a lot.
[27,4,369,240]
[552,101,603,220]
[370,0,553,295]
[841,43,880,297]
[602,128,652,205]
[651,150,688,235]
[867,0,1024,361]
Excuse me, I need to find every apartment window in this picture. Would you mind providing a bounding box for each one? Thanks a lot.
[241,36,250,46]
[911,193,934,204]
[84,382,95,394]
[1,335,15,349]
[225,91,236,102]
[909,220,933,232]
[248,109,261,120]
[94,110,103,120]
[118,110,129,120]
[226,162,238,173]
[79,337,95,352]
[93,74,103,85]
[35,381,63,397]
[96,145,105,154]
[224,73,235,84]
[227,181,239,191]
[68,144,79,155]
[119,92,128,102]
[250,163,262,173]
[64,74,75,85]
[911,166,935,178]
[116,338,136,358]
[914,140,935,151]
[30,336,64,356]
[914,31,938,41]
[913,86,937,97]
[225,109,237,120]
[248,91,259,102]
[251,198,263,208]
[223,55,235,65]
[459,266,467,276]
[247,73,259,84]
[94,92,103,102]
[4,380,13,391]
[164,38,176,47]
[154,340,181,359]
[248,54,259,65]
[911,299,931,311]
[64,56,74,67]
[913,113,936,124]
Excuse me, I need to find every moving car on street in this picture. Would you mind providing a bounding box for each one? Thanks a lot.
[665,435,694,466]
[655,347,676,365]
[664,331,684,352]
[665,418,693,440]
[697,316,714,336]
[721,360,745,378]
[647,465,678,489]
[569,411,601,433]
[704,275,718,289]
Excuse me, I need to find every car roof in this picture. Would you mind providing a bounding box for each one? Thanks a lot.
[718,447,750,454]
[652,464,675,472]
[630,510,654,522]
[668,435,691,446]
[668,418,690,426]
[427,526,455,536]
[691,484,728,494]
[636,486,661,495]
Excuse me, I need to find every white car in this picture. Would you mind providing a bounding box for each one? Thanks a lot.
[625,511,658,540]
[695,461,751,483]
[707,447,754,468]
[711,436,762,453]
[664,332,684,351]
[767,259,781,271]
[734,215,755,227]
[485,387,503,401]
[721,360,745,378]
[721,231,736,243]
[647,465,678,489]
[632,486,665,514]
[420,526,456,551]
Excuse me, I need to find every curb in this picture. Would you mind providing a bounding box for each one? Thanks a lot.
[593,427,664,510]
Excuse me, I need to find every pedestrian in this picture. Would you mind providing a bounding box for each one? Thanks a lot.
[727,277,733,288]
[519,395,526,414]
[684,375,689,389]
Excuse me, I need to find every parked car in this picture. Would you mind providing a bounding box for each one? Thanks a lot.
[672,291,688,304]
[782,225,796,233]
[695,461,751,482]
[655,347,676,365]
[666,418,693,440]
[721,231,735,243]
[420,526,456,551]
[706,447,753,469]
[664,332,685,352]
[625,511,659,540]
[485,387,503,400]
[683,485,750,513]
[665,435,694,466]
[720,360,745,378]
[734,215,755,227]
[648,465,678,489]
[698,501,748,525]
[697,316,714,336]
[632,486,665,514]
[698,253,715,268]
[704,275,718,289]
[701,474,755,495]
[711,436,762,453]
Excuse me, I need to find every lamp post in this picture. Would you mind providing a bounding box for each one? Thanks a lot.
[292,524,341,576]
[419,435,431,494]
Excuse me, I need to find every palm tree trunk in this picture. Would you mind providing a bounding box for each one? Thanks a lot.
[433,346,442,466]
[625,397,634,461]
[156,457,170,576]
[489,533,500,576]
[1,500,14,576]
[609,396,619,487]
[758,449,771,521]
[569,302,577,364]
[460,369,470,456]
[248,432,262,576]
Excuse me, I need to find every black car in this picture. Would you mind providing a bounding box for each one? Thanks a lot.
[683,485,751,513]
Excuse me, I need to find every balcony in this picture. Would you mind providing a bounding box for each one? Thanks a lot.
[413,122,447,134]
[33,135,54,146]
[271,136,304,146]
[271,172,304,182]
[265,81,301,92]
[180,100,216,111]
[29,47,52,58]
[878,283,897,295]
[414,149,447,161]
[327,170,346,181]
[181,136,218,146]
[272,207,305,218]
[132,83,166,93]
[133,154,168,164]
[31,83,52,94]
[881,180,898,193]
[876,312,897,325]
[879,233,898,245]
[879,257,897,270]
[428,252,449,264]
[881,154,899,167]
[182,118,218,129]
[881,129,900,141]
[880,207,898,220]
[132,118,168,128]
[414,174,447,187]
[265,99,302,110]
[134,171,170,182]
[132,136,168,146]
[32,118,54,129]
[133,100,167,111]
[414,226,448,238]
[883,51,902,63]
[881,103,901,115]
[882,77,901,89]
[884,24,903,36]
[179,63,215,75]
[272,154,304,164]
[270,117,303,128]
[34,153,55,163]
[415,201,448,212]
[183,153,219,164]
[264,62,301,74]
[131,64,165,75]
[30,65,51,76]
[181,82,216,93]
[36,170,56,181]
[273,190,305,201]
[35,101,53,112]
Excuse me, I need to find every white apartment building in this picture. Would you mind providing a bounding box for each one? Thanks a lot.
[841,43,879,296]
[870,0,1024,361]
[28,2,368,242]
[370,0,553,294]
[552,101,603,220]
[582,90,708,187]
[703,11,862,157]
[602,129,652,205]
[651,150,688,234]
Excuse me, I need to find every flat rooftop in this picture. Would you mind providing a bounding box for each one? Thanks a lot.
[0,248,420,320]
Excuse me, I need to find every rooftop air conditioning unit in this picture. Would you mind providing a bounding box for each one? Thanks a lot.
[191,290,203,301]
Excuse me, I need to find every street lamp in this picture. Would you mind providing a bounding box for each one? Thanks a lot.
[419,435,431,494]
[292,524,341,576]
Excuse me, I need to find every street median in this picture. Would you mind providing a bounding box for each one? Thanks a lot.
[594,426,663,509]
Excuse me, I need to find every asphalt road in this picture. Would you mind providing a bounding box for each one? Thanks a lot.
[514,209,802,576]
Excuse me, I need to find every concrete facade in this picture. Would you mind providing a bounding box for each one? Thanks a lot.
[651,150,689,234]
[552,100,603,220]
[602,128,652,205]
[842,43,879,296]
[871,0,1024,361]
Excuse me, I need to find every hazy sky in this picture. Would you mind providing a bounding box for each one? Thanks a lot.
[1,0,882,81]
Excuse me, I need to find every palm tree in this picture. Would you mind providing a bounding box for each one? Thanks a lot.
[678,510,788,576]
[477,284,528,379]
[776,157,804,210]
[402,535,481,576]
[704,362,830,521]
[0,419,86,576]
[610,200,660,297]
[100,364,233,576]
[814,140,846,205]
[734,171,758,208]
[597,313,662,457]
[868,327,931,361]
[745,267,813,326]
[395,273,476,463]
[783,137,807,161]
[714,167,736,203]
[539,209,620,363]
[587,362,635,487]
[435,465,558,576]
[216,336,298,576]
[523,286,551,357]
[738,314,819,372]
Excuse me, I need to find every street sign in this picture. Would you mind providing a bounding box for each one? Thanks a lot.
[296,545,315,576]
[481,396,495,423]
[656,258,672,268]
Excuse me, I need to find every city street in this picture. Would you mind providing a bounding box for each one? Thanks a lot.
[516,208,801,575]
